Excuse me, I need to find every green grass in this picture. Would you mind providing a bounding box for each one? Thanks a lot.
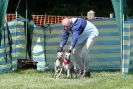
[0,69,133,89]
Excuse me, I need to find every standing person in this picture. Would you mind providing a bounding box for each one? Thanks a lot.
[58,17,99,78]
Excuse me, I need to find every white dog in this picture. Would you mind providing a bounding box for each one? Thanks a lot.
[54,51,64,79]
[62,51,77,78]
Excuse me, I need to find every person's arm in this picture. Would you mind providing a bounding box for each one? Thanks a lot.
[70,31,79,49]
[69,18,87,52]
[69,23,81,50]
[60,30,69,47]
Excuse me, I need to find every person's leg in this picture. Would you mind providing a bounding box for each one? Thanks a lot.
[81,37,94,77]
[72,44,84,72]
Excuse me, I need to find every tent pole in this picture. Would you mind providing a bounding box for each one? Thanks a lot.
[120,0,127,75]
[25,0,28,59]
[120,0,124,75]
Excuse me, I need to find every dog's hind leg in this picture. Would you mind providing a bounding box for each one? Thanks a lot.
[73,65,78,78]
[70,69,73,79]
[74,69,78,78]
[66,69,70,78]
[70,67,77,79]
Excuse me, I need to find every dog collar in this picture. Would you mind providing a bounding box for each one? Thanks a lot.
[63,59,70,65]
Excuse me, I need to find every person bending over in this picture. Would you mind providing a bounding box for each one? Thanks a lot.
[58,17,99,77]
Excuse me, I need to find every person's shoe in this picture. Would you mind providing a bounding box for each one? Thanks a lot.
[80,71,91,78]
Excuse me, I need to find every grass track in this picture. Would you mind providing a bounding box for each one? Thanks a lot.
[0,69,133,89]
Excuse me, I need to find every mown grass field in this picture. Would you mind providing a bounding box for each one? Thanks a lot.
[0,69,133,89]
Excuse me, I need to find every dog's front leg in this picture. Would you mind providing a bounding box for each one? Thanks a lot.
[56,68,63,79]
[54,66,58,78]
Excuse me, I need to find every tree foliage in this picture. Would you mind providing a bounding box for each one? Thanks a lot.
[7,0,133,17]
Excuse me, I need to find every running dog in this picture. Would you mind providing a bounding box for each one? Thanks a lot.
[54,51,64,79]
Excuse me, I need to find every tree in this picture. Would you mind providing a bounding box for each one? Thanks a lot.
[7,0,133,17]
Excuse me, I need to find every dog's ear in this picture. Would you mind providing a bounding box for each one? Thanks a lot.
[57,47,63,52]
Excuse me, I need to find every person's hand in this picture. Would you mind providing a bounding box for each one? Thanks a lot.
[68,47,75,54]
[68,46,73,53]
[57,47,63,52]
[68,49,72,53]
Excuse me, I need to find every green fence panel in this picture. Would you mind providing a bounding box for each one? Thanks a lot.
[31,25,47,70]
[0,22,12,73]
